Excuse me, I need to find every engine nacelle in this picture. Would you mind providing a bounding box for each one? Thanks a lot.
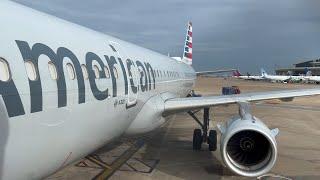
[219,116,279,177]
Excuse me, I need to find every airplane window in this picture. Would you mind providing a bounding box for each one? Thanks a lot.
[0,58,11,82]
[93,65,100,79]
[48,62,58,80]
[25,61,37,81]
[113,67,119,79]
[66,63,76,80]
[104,66,110,79]
[81,64,88,80]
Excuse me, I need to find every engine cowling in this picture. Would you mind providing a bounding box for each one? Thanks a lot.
[219,116,279,177]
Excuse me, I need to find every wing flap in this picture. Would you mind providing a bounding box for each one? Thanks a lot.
[164,88,320,114]
[196,69,236,76]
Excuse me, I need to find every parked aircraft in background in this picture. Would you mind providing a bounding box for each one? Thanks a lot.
[261,68,310,83]
[233,70,264,80]
[261,68,291,82]
[1,1,320,179]
[305,76,320,83]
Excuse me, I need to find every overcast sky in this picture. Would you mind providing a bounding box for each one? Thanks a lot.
[13,0,320,74]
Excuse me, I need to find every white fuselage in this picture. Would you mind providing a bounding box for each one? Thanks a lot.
[305,76,320,82]
[0,1,196,179]
[237,75,263,80]
[263,74,290,82]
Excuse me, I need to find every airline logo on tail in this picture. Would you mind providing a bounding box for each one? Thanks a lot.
[183,22,193,65]
[233,70,242,77]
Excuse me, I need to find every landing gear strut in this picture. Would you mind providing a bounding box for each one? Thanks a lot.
[188,108,217,151]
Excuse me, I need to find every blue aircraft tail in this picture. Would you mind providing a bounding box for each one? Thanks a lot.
[261,68,268,77]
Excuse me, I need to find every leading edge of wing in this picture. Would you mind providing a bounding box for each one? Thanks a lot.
[196,69,236,76]
[164,88,320,114]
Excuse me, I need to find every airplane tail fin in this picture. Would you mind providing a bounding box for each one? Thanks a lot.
[233,70,242,77]
[182,21,193,65]
[232,71,237,77]
[261,68,268,77]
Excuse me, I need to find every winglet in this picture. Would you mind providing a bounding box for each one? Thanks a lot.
[182,21,193,65]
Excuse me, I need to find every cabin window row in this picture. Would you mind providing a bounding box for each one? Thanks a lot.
[0,57,179,83]
[42,62,119,81]
[153,69,180,79]
[0,58,120,82]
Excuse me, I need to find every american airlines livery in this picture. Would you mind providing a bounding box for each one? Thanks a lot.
[1,1,320,179]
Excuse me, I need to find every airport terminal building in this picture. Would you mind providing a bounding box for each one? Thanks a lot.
[276,58,320,75]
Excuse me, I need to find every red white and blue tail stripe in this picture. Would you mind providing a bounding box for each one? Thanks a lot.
[183,22,193,65]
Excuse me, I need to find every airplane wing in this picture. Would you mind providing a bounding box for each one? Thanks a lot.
[163,88,320,114]
[196,69,236,76]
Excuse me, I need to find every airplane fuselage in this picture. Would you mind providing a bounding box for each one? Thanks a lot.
[0,1,196,179]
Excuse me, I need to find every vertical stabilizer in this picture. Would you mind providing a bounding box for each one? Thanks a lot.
[233,70,242,77]
[261,68,268,77]
[182,21,193,65]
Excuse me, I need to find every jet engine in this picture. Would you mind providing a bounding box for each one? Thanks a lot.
[218,102,279,177]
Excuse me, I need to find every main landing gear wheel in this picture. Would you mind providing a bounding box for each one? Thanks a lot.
[188,106,218,152]
[193,129,203,150]
[208,130,217,151]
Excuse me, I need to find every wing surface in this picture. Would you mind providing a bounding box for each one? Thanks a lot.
[164,88,320,114]
[196,69,236,76]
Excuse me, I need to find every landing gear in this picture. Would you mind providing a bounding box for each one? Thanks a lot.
[188,107,217,151]
[208,130,217,151]
[193,129,202,150]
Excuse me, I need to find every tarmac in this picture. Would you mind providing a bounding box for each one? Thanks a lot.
[47,77,320,180]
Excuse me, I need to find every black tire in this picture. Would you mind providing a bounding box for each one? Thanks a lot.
[208,130,217,151]
[193,129,202,150]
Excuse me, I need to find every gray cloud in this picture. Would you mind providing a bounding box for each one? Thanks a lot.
[13,0,320,74]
